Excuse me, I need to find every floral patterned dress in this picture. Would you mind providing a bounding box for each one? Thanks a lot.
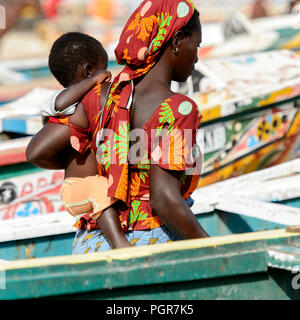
[72,93,203,253]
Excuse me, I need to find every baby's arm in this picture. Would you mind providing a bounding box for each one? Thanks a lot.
[97,204,131,249]
[54,70,112,112]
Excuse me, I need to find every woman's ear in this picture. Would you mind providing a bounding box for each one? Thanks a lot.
[171,30,185,56]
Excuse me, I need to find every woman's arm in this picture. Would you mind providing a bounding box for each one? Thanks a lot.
[149,164,209,239]
[54,71,111,112]
[27,101,90,170]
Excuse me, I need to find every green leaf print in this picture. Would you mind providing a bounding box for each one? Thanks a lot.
[99,139,111,171]
[138,169,149,183]
[150,13,173,53]
[105,83,118,111]
[137,151,150,171]
[159,101,175,126]
[181,174,187,184]
[155,100,175,137]
[129,200,148,225]
[113,121,130,165]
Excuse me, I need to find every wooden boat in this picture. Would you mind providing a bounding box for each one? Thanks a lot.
[0,159,300,299]
[0,158,299,262]
[1,228,300,299]
[180,49,300,188]
[199,12,300,59]
[0,58,59,104]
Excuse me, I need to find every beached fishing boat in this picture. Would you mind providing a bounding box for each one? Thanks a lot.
[179,49,300,187]
[0,159,300,300]
[0,58,59,105]
[0,158,299,260]
[1,228,300,300]
[0,136,65,221]
[0,158,300,299]
[199,12,300,59]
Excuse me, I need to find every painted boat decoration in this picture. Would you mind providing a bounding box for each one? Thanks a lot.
[0,169,65,221]
[175,49,300,187]
[0,136,65,221]
[0,159,300,299]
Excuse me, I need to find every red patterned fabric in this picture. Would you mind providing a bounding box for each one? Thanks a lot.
[95,0,202,232]
[47,116,91,155]
[99,0,196,203]
[47,83,102,155]
[48,84,105,230]
[118,93,202,231]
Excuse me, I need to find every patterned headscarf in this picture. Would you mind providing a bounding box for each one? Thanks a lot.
[98,0,195,203]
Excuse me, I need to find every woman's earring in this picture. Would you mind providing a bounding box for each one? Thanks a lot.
[175,47,179,55]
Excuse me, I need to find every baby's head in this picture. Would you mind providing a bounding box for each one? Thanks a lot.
[48,32,108,87]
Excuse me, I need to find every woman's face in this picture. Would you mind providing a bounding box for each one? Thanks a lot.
[173,22,202,83]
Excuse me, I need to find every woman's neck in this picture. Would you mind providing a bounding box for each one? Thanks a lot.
[134,53,174,93]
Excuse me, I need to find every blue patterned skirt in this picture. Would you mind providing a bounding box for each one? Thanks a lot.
[72,225,182,254]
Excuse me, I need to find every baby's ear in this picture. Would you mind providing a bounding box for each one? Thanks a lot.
[83,63,93,78]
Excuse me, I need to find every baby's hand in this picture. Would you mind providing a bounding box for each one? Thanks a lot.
[92,70,112,84]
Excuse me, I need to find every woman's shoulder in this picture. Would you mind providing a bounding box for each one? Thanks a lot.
[144,92,202,131]
[169,93,197,105]
[164,93,201,119]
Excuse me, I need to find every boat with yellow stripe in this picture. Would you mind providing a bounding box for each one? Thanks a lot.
[0,228,300,299]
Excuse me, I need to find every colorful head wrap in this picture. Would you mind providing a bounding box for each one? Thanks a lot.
[117,0,194,87]
[110,0,195,111]
[98,0,196,203]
